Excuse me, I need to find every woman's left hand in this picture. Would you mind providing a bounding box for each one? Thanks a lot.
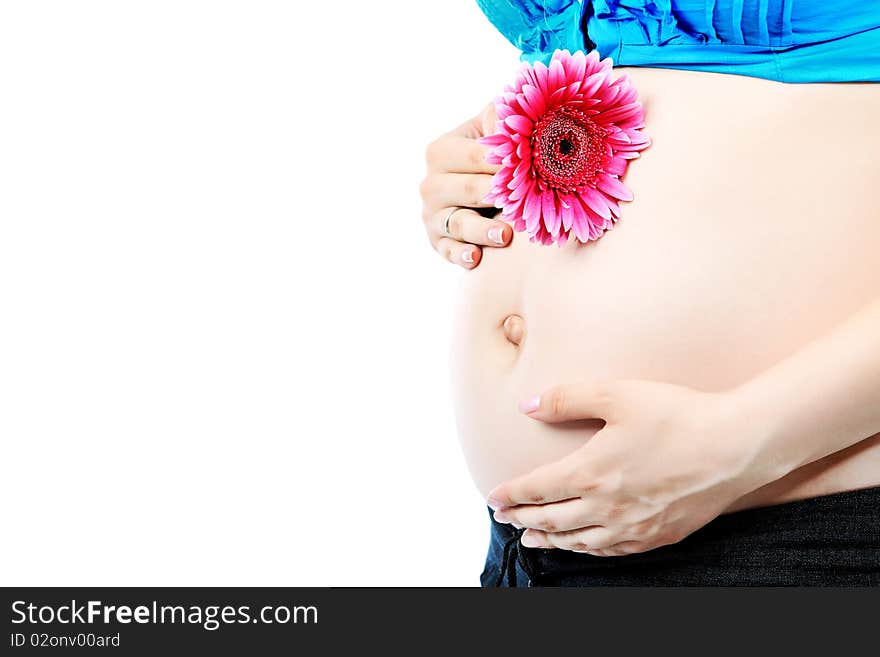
[487,380,772,557]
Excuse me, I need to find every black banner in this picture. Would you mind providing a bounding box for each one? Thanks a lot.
[2,588,876,653]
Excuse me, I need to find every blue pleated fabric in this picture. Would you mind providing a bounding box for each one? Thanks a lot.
[475,0,880,82]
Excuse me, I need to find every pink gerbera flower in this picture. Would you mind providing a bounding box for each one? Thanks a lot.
[480,49,651,245]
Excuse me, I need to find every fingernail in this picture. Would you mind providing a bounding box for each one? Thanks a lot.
[488,226,505,244]
[487,495,503,511]
[518,396,541,414]
[493,510,510,523]
[521,533,541,548]
[461,249,474,264]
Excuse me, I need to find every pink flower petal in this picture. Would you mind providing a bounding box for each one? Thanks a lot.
[542,191,560,236]
[495,166,513,183]
[522,84,546,117]
[524,188,542,233]
[559,198,574,231]
[595,83,621,106]
[496,140,515,157]
[549,57,565,91]
[496,103,514,120]
[478,131,505,147]
[533,60,550,94]
[585,49,602,75]
[568,50,587,85]
[625,129,651,145]
[515,93,537,121]
[509,180,530,202]
[571,209,590,242]
[509,169,530,190]
[580,72,605,99]
[595,102,643,125]
[504,113,532,136]
[580,186,612,220]
[504,195,523,215]
[605,156,628,176]
[547,86,570,107]
[596,175,634,201]
[606,197,621,218]
[614,82,638,105]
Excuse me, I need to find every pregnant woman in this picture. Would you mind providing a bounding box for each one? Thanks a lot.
[420,1,880,586]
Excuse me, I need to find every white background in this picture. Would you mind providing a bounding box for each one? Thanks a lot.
[0,1,519,586]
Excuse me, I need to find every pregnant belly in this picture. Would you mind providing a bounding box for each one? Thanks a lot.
[450,68,880,509]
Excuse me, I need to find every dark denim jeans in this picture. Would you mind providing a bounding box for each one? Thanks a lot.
[481,486,880,587]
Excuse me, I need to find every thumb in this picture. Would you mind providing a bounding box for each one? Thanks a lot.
[479,101,498,137]
[518,383,616,423]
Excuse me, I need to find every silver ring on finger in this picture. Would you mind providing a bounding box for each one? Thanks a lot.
[442,207,463,237]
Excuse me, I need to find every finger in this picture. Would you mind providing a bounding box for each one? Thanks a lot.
[434,237,481,269]
[589,541,645,557]
[426,136,502,175]
[420,173,495,208]
[479,102,498,138]
[493,497,600,533]
[521,526,619,552]
[450,104,495,140]
[434,207,512,247]
[487,452,589,509]
[518,382,617,423]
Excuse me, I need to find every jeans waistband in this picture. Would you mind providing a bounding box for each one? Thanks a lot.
[483,485,880,587]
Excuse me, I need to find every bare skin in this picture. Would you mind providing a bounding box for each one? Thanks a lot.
[421,67,880,556]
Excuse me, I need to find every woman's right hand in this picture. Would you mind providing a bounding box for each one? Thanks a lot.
[420,104,513,269]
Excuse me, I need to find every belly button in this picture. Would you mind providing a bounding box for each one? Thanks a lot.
[502,314,526,346]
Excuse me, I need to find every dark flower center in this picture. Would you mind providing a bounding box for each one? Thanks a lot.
[532,106,606,192]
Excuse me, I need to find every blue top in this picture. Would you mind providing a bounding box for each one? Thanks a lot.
[476,0,880,82]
